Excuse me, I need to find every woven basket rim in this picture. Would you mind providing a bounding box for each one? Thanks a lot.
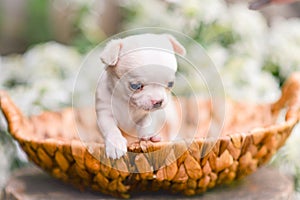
[0,73,299,152]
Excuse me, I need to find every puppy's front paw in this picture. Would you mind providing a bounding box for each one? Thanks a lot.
[105,136,127,159]
[140,135,161,142]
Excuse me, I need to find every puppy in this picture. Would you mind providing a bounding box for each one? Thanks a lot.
[96,34,186,159]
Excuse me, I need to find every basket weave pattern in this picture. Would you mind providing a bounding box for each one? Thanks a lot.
[1,73,300,198]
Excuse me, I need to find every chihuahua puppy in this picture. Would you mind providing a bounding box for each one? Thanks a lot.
[96,34,186,159]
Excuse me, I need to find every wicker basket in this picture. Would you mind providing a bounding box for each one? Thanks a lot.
[0,73,300,198]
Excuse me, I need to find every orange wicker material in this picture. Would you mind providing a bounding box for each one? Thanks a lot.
[0,73,300,198]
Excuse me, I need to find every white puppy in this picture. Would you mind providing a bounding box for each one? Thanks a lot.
[96,34,186,159]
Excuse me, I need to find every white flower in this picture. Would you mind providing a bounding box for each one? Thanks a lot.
[9,86,41,114]
[180,0,227,24]
[23,42,82,81]
[0,55,28,88]
[33,80,71,109]
[227,4,268,40]
[121,0,186,31]
[221,57,280,102]
[9,77,73,114]
[207,44,229,70]
[224,4,269,61]
[269,18,300,78]
[231,39,267,64]
[1,42,82,114]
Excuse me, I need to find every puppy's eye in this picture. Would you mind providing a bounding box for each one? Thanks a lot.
[167,81,174,88]
[130,82,143,90]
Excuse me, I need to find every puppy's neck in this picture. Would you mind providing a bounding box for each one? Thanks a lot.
[130,106,149,122]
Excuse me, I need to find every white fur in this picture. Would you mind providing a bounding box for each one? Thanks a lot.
[96,34,185,159]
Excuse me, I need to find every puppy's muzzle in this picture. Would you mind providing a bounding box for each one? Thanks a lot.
[151,99,163,109]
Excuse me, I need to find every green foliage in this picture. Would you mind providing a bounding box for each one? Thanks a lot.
[71,34,94,54]
[192,22,238,48]
[25,0,52,45]
[120,3,139,24]
[70,5,94,53]
[262,61,285,86]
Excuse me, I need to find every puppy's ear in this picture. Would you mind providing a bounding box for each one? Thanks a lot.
[165,34,186,56]
[100,39,122,66]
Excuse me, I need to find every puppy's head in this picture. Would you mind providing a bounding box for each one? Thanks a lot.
[101,34,186,111]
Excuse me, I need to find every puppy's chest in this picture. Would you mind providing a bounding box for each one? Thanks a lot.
[113,103,142,134]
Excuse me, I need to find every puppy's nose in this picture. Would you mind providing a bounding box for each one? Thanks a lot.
[151,99,163,108]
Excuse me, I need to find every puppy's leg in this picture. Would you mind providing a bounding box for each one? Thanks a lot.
[97,110,127,159]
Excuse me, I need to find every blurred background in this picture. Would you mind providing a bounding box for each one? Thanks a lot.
[0,0,300,197]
